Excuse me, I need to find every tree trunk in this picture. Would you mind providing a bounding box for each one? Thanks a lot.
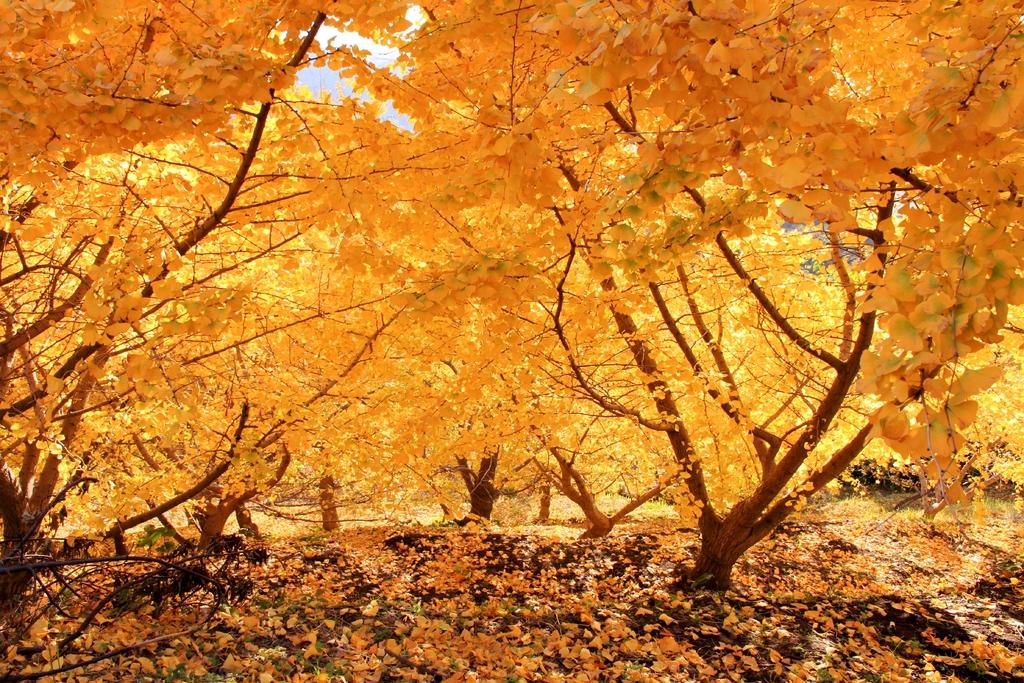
[458,455,499,523]
[689,545,741,590]
[0,478,31,600]
[112,529,129,556]
[532,451,618,538]
[686,509,765,590]
[578,501,613,539]
[319,476,339,531]
[235,503,259,537]
[536,485,551,524]
[197,501,237,548]
[0,473,26,541]
[468,480,498,520]
[196,432,288,547]
[579,511,613,539]
[1,511,24,542]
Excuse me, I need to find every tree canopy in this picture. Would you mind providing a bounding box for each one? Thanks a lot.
[2,0,1024,594]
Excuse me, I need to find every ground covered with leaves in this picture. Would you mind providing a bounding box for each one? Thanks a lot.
[4,505,1023,682]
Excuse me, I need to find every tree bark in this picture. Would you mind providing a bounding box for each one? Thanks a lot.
[687,512,749,589]
[579,508,613,539]
[575,480,613,538]
[319,476,339,531]
[536,485,551,524]
[0,469,26,541]
[197,500,237,548]
[546,452,614,538]
[689,545,742,589]
[235,503,259,537]
[457,455,499,522]
[468,482,498,520]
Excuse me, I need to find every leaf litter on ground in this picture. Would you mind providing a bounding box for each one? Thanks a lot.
[3,506,1022,682]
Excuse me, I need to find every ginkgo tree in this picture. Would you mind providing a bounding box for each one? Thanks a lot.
[351,0,1024,587]
[3,0,1024,594]
[1,1,416,545]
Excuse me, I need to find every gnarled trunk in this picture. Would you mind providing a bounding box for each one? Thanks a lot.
[457,455,499,522]
[689,518,748,590]
[689,546,741,590]
[197,500,238,548]
[687,506,777,590]
[555,453,614,538]
[197,433,291,547]
[468,480,498,520]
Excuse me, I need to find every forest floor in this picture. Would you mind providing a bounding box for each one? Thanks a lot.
[3,498,1023,682]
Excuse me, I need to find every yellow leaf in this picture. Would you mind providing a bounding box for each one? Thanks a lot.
[880,412,910,440]
[951,366,1001,397]
[64,90,90,107]
[887,314,924,352]
[222,654,245,673]
[945,399,978,429]
[150,278,183,299]
[985,90,1012,129]
[774,157,809,189]
[778,199,812,224]
[153,47,177,67]
[1008,277,1024,304]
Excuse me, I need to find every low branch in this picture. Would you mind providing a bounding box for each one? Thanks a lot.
[106,403,249,538]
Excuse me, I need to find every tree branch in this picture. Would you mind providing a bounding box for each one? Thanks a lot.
[715,231,845,369]
[106,403,249,538]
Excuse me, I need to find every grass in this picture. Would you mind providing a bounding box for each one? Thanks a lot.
[810,489,1023,523]
[229,485,1022,544]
